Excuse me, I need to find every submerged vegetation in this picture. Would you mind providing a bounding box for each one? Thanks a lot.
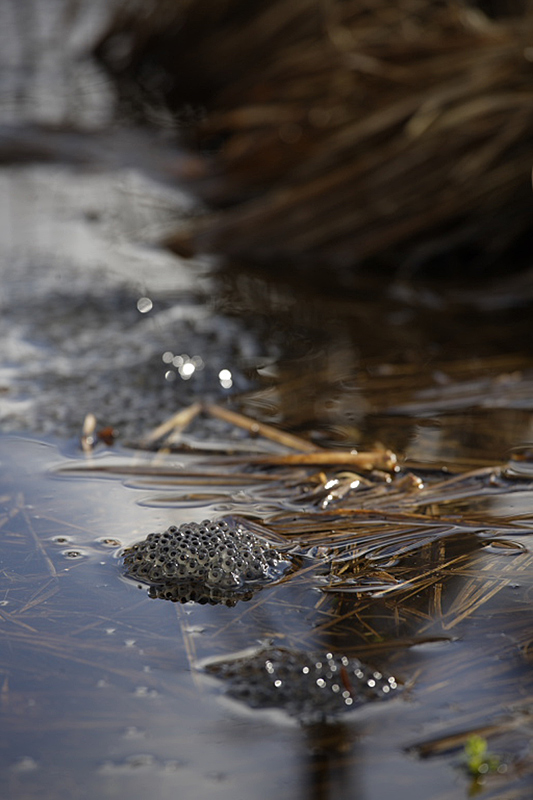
[463,734,503,777]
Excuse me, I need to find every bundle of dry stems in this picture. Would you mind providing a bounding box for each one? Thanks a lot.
[99,0,533,273]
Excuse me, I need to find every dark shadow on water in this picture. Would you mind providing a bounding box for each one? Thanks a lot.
[300,723,359,800]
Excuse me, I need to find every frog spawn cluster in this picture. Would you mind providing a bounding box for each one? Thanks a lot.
[122,519,290,604]
[205,647,400,720]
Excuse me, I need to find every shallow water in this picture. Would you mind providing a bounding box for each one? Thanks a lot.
[2,435,533,799]
[2,2,533,797]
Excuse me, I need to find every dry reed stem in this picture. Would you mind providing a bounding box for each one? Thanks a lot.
[410,713,530,757]
[65,399,533,674]
[143,400,321,452]
[100,0,533,268]
[204,402,320,451]
[16,580,60,616]
[139,401,399,472]
[20,504,57,580]
[227,448,398,470]
[144,401,202,444]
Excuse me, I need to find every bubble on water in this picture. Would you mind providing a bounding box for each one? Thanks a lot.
[61,549,85,559]
[481,538,526,555]
[179,361,195,379]
[136,297,153,313]
[218,368,233,389]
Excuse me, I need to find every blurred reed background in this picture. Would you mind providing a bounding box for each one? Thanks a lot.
[96,0,533,280]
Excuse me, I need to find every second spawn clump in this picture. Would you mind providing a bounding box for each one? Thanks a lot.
[122,518,291,605]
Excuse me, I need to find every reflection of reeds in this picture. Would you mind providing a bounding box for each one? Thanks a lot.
[99,0,533,270]
[69,402,533,643]
[240,349,533,471]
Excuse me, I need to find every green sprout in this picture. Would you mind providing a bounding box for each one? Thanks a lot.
[463,735,501,776]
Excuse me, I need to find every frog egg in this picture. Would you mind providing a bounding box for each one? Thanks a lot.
[205,647,401,720]
[122,518,291,598]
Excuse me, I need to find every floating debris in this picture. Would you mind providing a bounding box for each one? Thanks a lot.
[204,646,401,721]
[122,518,292,605]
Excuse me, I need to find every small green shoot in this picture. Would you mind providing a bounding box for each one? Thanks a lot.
[463,735,501,776]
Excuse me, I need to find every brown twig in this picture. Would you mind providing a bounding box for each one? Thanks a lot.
[203,403,320,452]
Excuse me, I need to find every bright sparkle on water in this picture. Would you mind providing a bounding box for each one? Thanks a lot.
[161,352,205,381]
[137,297,153,313]
[218,368,233,389]
[180,362,196,379]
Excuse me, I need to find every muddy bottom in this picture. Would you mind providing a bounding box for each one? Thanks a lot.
[1,434,533,800]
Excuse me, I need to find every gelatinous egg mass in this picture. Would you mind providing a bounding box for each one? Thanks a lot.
[122,519,291,605]
[205,647,401,721]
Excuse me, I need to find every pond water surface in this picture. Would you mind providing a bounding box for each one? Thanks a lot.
[2,430,533,800]
[2,2,533,797]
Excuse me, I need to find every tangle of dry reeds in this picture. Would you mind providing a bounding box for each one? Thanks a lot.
[99,0,533,272]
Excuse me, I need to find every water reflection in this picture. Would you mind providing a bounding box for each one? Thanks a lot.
[300,723,359,800]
